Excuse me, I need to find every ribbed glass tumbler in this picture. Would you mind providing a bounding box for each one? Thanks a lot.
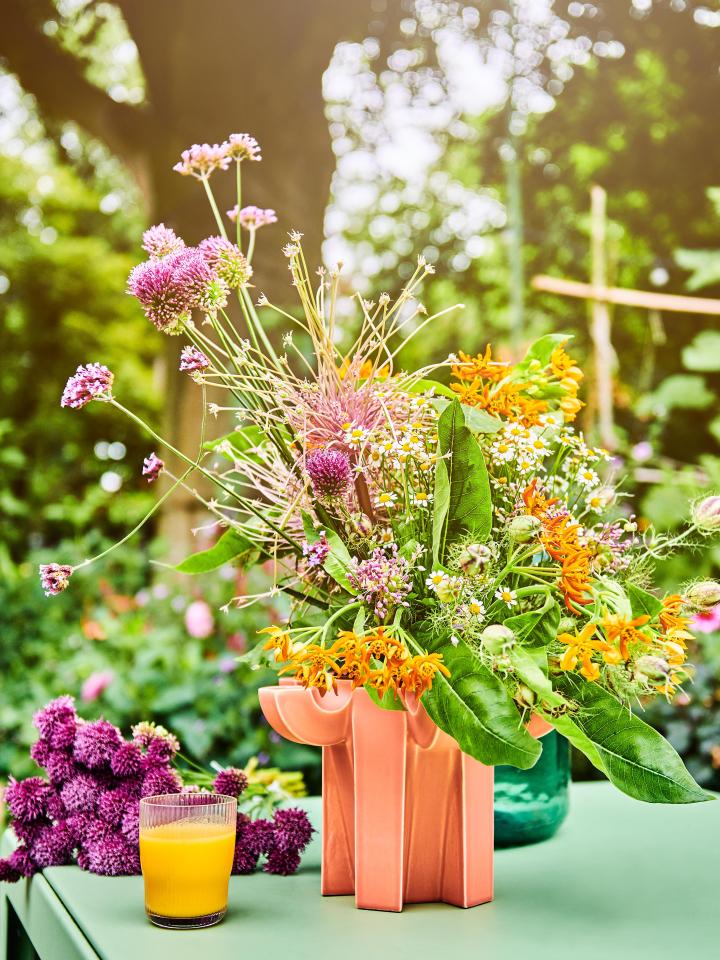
[139,793,237,929]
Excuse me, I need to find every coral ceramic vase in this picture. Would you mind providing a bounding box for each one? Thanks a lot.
[259,679,551,912]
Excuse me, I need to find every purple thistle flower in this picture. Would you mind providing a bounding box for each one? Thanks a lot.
[347,543,412,621]
[61,363,114,409]
[306,448,352,504]
[44,750,78,785]
[173,143,230,179]
[5,777,55,824]
[232,840,259,875]
[179,345,210,372]
[242,818,275,858]
[198,236,252,289]
[141,768,183,798]
[74,719,123,770]
[264,847,301,876]
[30,823,75,869]
[228,205,277,229]
[142,223,185,259]
[212,768,248,799]
[84,837,140,877]
[33,696,77,747]
[222,133,261,163]
[110,742,144,779]
[271,807,314,853]
[39,563,74,597]
[142,452,164,483]
[302,532,329,571]
[61,773,102,814]
[127,254,192,334]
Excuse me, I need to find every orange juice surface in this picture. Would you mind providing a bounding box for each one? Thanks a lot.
[140,819,235,918]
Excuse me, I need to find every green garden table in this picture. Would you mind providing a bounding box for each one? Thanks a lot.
[1,783,718,960]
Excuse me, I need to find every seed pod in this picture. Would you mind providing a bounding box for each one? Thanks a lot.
[457,543,493,576]
[481,623,515,654]
[514,684,536,709]
[508,515,542,543]
[692,495,720,532]
[635,655,670,682]
[685,580,720,610]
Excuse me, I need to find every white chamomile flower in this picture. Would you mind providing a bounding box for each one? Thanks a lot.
[577,467,600,488]
[343,423,371,449]
[495,587,518,607]
[586,487,615,511]
[426,570,447,592]
[411,490,433,508]
[364,450,384,470]
[465,598,486,620]
[492,441,515,462]
[375,491,398,509]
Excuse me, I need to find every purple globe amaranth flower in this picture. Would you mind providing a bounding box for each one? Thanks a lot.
[264,847,301,876]
[142,223,185,259]
[228,205,277,229]
[34,696,78,746]
[302,532,329,571]
[271,807,314,853]
[306,448,353,504]
[213,768,248,799]
[85,837,140,877]
[180,345,210,373]
[222,133,261,163]
[347,542,412,621]
[241,818,275,858]
[74,719,123,770]
[61,773,102,814]
[61,363,114,409]
[142,452,164,483]
[127,253,192,334]
[173,142,230,179]
[198,236,252,288]
[110,742,144,778]
[39,563,74,597]
[5,777,55,823]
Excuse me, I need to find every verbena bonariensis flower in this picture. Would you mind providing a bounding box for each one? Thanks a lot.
[222,133,262,163]
[180,344,210,372]
[61,363,114,409]
[39,563,74,597]
[347,543,412,620]
[142,452,164,483]
[213,768,248,799]
[306,449,353,504]
[198,236,252,288]
[302,532,329,570]
[74,719,123,769]
[227,205,277,229]
[173,142,230,178]
[141,223,185,259]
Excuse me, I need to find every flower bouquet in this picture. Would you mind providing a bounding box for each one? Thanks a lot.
[44,133,718,909]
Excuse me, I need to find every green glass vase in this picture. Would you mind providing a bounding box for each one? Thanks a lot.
[494,731,570,847]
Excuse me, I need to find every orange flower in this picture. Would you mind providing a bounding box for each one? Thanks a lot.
[450,345,510,383]
[401,653,451,696]
[600,612,651,660]
[261,627,296,662]
[281,643,341,695]
[557,622,615,681]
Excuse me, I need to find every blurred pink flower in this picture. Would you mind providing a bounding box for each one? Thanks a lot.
[142,452,164,483]
[61,364,114,409]
[173,143,230,179]
[227,632,247,653]
[227,205,277,229]
[81,671,114,703]
[184,600,214,638]
[690,606,720,634]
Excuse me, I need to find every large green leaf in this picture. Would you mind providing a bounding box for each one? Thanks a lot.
[626,583,664,620]
[538,709,606,775]
[555,674,712,803]
[516,333,572,369]
[510,646,566,709]
[504,593,560,645]
[302,511,353,592]
[432,398,502,434]
[175,527,258,574]
[432,399,492,563]
[422,640,541,769]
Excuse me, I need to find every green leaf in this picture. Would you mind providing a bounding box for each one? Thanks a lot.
[433,399,492,562]
[626,583,664,620]
[538,709,606,775]
[518,333,572,369]
[682,330,720,371]
[510,647,567,709]
[505,593,560,645]
[421,640,541,769]
[431,398,502,434]
[324,531,354,592]
[365,683,406,711]
[203,425,266,460]
[408,378,457,400]
[175,527,257,574]
[554,674,713,803]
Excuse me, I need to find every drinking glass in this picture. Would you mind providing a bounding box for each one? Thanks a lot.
[139,793,237,929]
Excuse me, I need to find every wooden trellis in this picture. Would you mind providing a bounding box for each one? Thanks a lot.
[531,185,720,450]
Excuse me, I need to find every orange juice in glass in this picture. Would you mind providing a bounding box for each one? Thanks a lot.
[139,794,237,929]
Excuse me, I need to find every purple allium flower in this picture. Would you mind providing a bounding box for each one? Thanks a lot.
[61,363,114,409]
[174,248,227,313]
[198,236,252,288]
[271,807,314,852]
[120,805,140,845]
[8,847,36,879]
[306,448,352,504]
[179,345,210,372]
[173,143,230,179]
[110,742,144,778]
[213,768,248,799]
[347,543,412,621]
[61,774,102,814]
[12,819,43,846]
[131,721,180,754]
[264,847,301,876]
[228,205,277,229]
[222,133,261,163]
[142,223,185,260]
[232,840,259,875]
[74,719,123,770]
[127,254,192,334]
[5,777,55,824]
[141,768,182,798]
[39,563,74,597]
[302,532,329,571]
[0,858,20,882]
[143,736,178,768]
[78,816,115,846]
[97,787,135,828]
[85,837,140,876]
[142,452,164,484]
[241,818,275,858]
[34,696,77,746]
[44,750,77,785]
[30,738,51,768]
[30,823,75,868]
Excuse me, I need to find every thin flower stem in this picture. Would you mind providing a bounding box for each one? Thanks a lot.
[246,229,256,263]
[235,162,242,250]
[202,177,228,239]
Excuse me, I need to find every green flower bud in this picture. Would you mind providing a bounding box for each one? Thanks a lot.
[692,495,720,533]
[481,623,515,654]
[457,543,493,576]
[508,515,542,543]
[635,655,670,682]
[686,580,720,610]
